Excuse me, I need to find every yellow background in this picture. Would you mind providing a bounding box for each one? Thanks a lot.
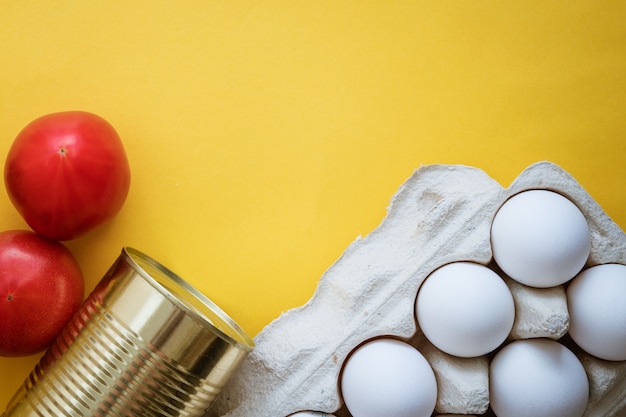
[0,0,625,407]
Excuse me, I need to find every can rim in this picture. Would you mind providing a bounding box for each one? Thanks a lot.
[122,247,255,352]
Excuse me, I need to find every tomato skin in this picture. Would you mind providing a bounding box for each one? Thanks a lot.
[4,111,131,241]
[0,230,84,357]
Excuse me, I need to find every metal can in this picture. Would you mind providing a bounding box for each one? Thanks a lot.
[3,247,254,417]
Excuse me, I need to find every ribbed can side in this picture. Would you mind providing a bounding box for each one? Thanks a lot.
[6,297,222,417]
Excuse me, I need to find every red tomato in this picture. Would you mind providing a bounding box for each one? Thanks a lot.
[0,230,84,357]
[4,111,131,241]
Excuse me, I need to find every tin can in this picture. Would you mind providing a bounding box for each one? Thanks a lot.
[3,247,254,417]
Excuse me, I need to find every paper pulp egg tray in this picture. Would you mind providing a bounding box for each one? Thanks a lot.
[206,161,626,417]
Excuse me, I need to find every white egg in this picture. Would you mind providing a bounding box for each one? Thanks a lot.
[567,263,626,361]
[290,412,336,417]
[490,339,589,417]
[340,338,437,417]
[490,189,590,288]
[416,262,515,357]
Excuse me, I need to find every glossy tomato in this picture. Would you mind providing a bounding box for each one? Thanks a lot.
[4,111,131,241]
[0,230,84,357]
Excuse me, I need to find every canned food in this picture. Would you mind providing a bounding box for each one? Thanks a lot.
[4,247,254,417]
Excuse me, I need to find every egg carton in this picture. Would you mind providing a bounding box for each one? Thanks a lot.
[206,162,626,417]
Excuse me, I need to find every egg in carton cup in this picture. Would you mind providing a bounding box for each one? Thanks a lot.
[206,162,626,417]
